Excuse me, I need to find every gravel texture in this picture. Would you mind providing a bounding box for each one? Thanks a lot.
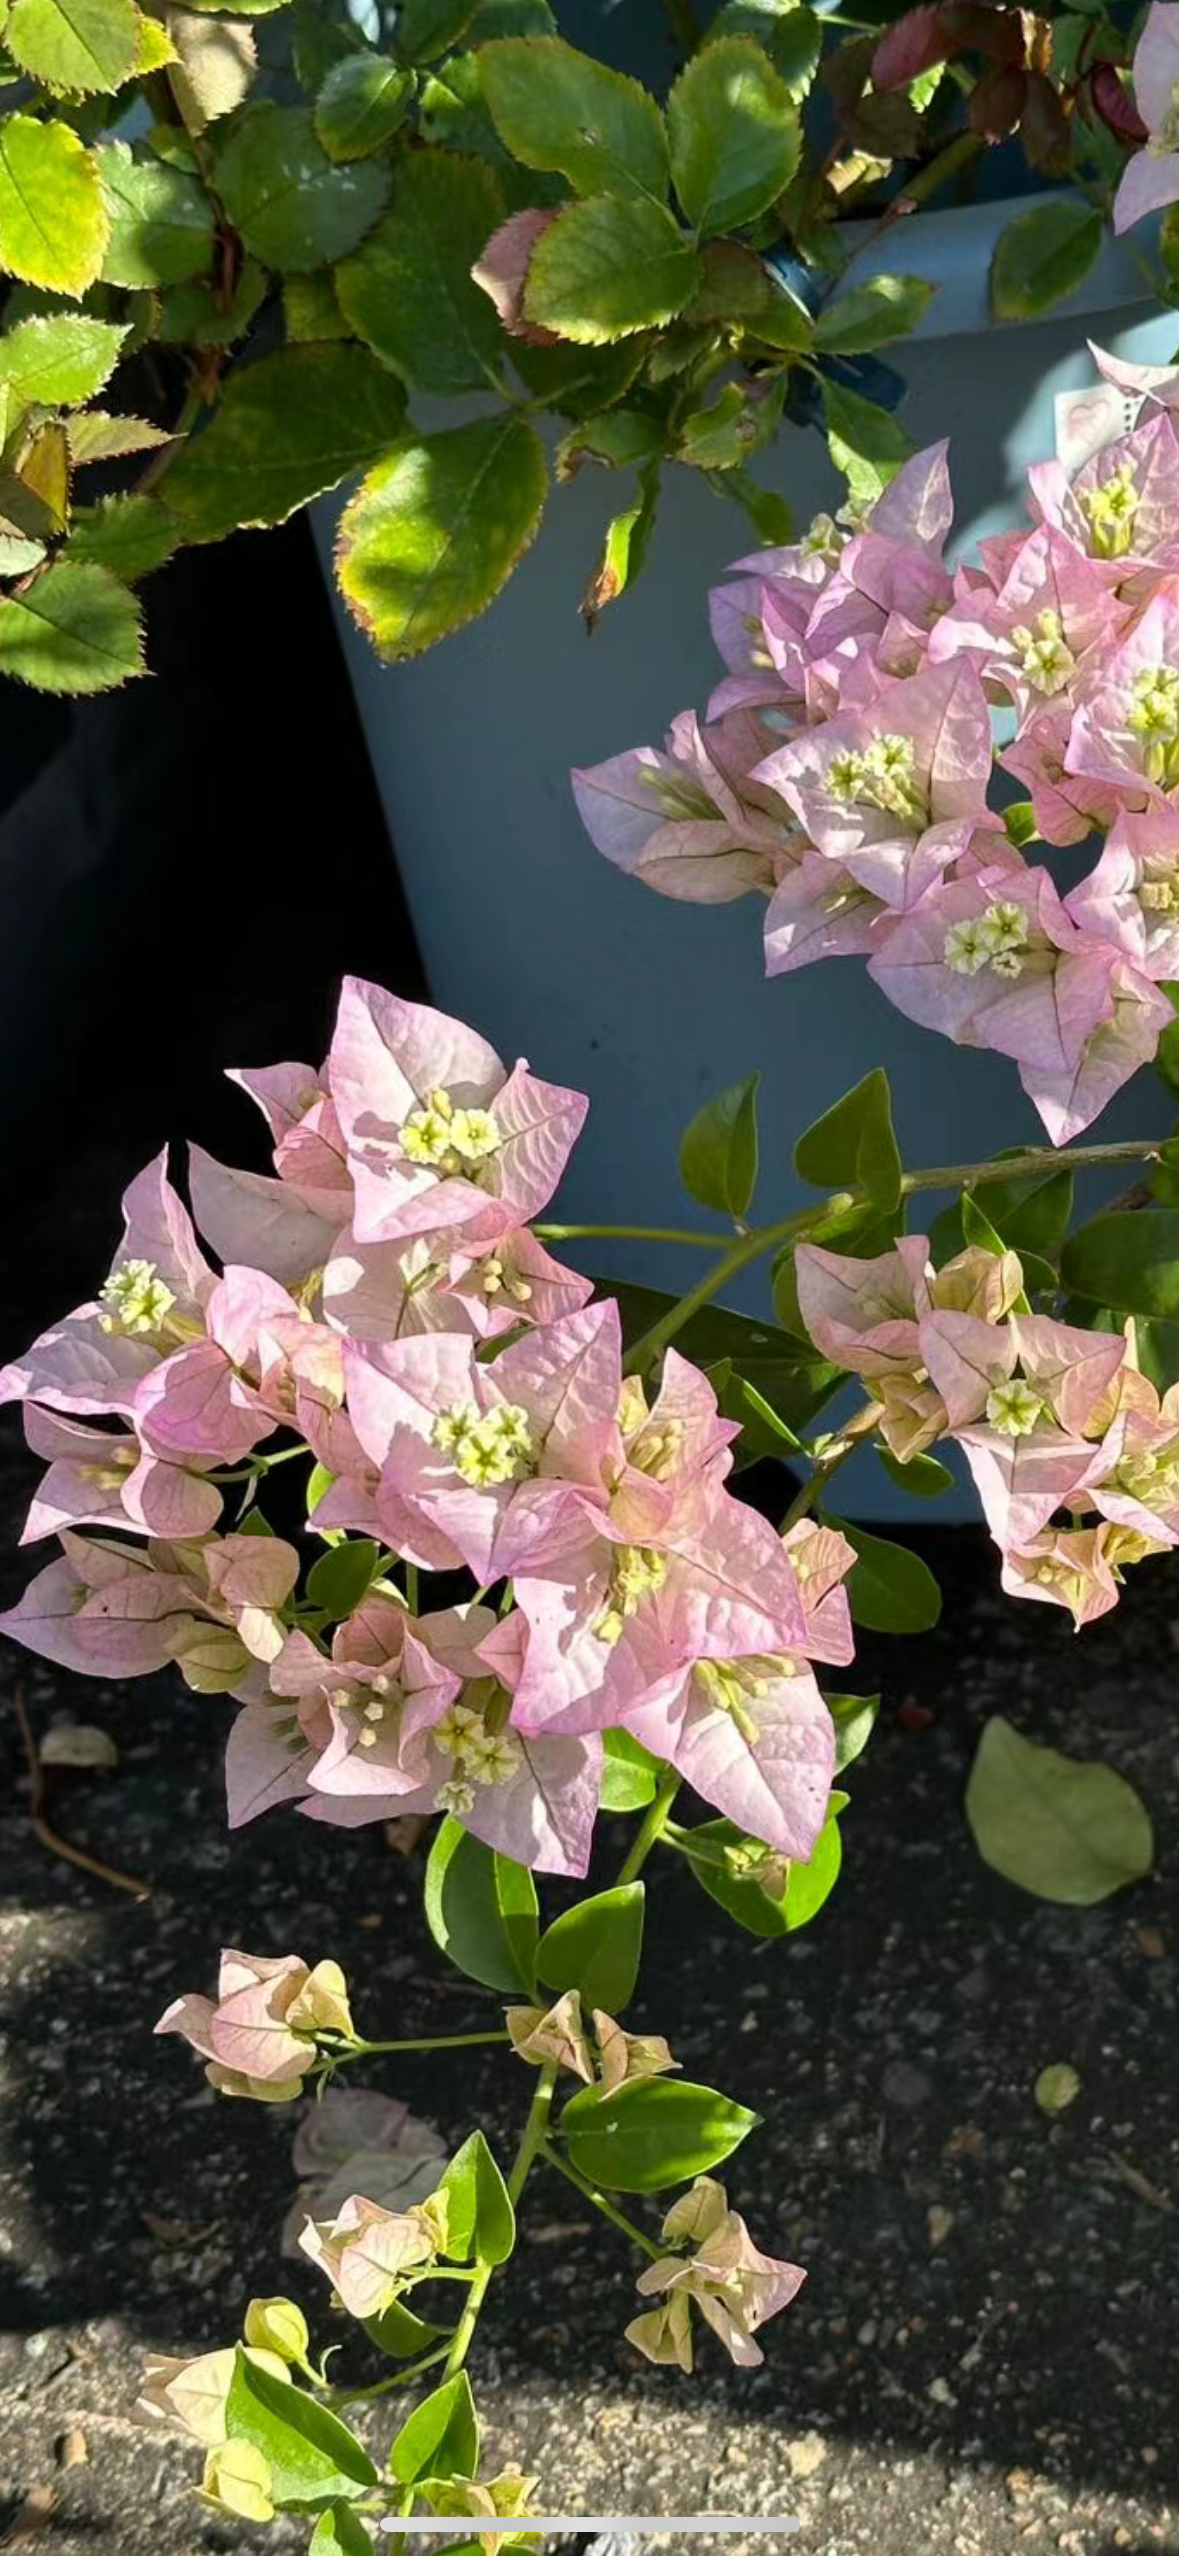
[2,1464,1179,2556]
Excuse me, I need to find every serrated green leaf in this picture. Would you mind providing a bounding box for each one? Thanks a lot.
[709,463,794,545]
[990,197,1102,321]
[822,373,914,502]
[1061,1210,1179,1317]
[394,0,477,58]
[524,193,698,344]
[215,102,389,273]
[166,6,257,135]
[157,258,266,347]
[97,139,213,288]
[131,9,178,72]
[0,117,108,298]
[581,458,659,629]
[600,1729,660,1812]
[835,1518,941,1634]
[437,2131,515,2265]
[668,36,799,233]
[424,1815,538,1993]
[163,343,406,544]
[537,1883,644,2015]
[0,558,142,692]
[794,1066,902,1211]
[562,2077,758,2192]
[6,0,139,94]
[706,0,821,94]
[284,270,348,342]
[966,1715,1153,1905]
[67,411,171,463]
[815,272,934,353]
[225,2351,377,2509]
[390,2374,478,2487]
[336,410,547,661]
[480,35,667,200]
[679,1074,760,1219]
[67,490,179,581]
[0,312,125,404]
[336,148,504,395]
[177,0,286,14]
[315,54,414,159]
[678,376,784,470]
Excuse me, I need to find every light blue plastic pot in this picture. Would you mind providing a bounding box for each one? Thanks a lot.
[316,195,1179,1517]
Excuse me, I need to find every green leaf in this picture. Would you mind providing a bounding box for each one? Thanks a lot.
[67,492,179,583]
[284,270,348,342]
[6,0,139,93]
[390,2374,478,2487]
[480,36,668,200]
[600,1729,660,1812]
[424,1815,538,1994]
[336,411,547,661]
[682,1803,845,1936]
[67,411,170,465]
[310,2511,376,2556]
[524,195,699,344]
[932,1161,1073,1271]
[556,408,665,477]
[0,117,108,298]
[679,1074,760,1219]
[305,1538,380,1620]
[437,2130,516,2265]
[709,463,794,545]
[1061,1210,1179,1318]
[710,1367,803,1457]
[537,1883,644,2015]
[990,198,1103,321]
[706,0,821,94]
[178,0,287,13]
[1003,798,1038,848]
[829,1692,879,1772]
[562,2076,759,2192]
[794,1067,902,1211]
[362,2296,445,2359]
[393,0,478,58]
[167,9,256,135]
[315,54,414,159]
[877,1444,954,1498]
[307,1460,338,1522]
[834,1519,942,1634]
[163,344,406,546]
[336,148,504,396]
[96,139,213,287]
[158,257,267,348]
[667,36,799,233]
[815,273,934,354]
[580,459,659,629]
[0,313,124,404]
[821,374,914,503]
[678,376,784,471]
[965,1715,1154,1905]
[215,102,389,273]
[0,559,142,693]
[225,2351,378,2511]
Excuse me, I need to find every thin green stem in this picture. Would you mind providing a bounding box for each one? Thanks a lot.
[621,1139,1164,1375]
[334,2343,454,2407]
[616,1765,682,1884]
[538,2139,664,2259]
[404,1562,419,1613]
[780,1399,882,1531]
[346,2031,509,2058]
[442,2061,558,2378]
[535,1223,730,1248]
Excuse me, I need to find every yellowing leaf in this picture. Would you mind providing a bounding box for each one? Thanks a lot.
[336,411,547,661]
[6,0,140,94]
[0,116,109,298]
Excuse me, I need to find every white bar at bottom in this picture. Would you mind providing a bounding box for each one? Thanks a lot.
[376,2521,801,2536]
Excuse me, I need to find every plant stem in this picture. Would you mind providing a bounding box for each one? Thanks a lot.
[537,2139,664,2259]
[621,1138,1163,1374]
[663,0,701,56]
[780,1400,882,1530]
[347,2031,510,2058]
[535,1223,730,1248]
[335,2343,455,2407]
[442,2062,559,2377]
[616,1765,682,1883]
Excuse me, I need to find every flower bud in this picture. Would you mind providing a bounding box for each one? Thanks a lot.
[243,2296,310,2364]
[200,2440,275,2522]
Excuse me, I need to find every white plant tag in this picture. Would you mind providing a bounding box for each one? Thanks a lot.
[1054,383,1140,472]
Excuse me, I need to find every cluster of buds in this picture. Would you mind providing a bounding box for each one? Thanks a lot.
[155,1949,355,2100]
[506,1988,678,2095]
[625,2177,806,2372]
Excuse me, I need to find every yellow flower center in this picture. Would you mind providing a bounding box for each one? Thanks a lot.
[400,1087,501,1177]
[1080,462,1140,562]
[944,900,1031,980]
[595,1545,668,1646]
[1127,664,1179,789]
[98,1258,177,1338]
[986,1378,1046,1437]
[1010,608,1076,696]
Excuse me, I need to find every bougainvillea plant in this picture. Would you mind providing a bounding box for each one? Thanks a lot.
[8,324,1179,2519]
[0,0,1167,692]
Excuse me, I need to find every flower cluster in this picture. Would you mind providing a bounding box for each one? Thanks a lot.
[0,979,850,1879]
[1113,2,1179,232]
[797,1234,1172,1624]
[573,393,1179,1143]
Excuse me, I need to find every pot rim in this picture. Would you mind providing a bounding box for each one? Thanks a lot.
[834,187,1159,341]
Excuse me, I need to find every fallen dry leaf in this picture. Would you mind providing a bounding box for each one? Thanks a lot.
[55,2432,87,2470]
[39,1724,117,1771]
[3,2486,57,2542]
